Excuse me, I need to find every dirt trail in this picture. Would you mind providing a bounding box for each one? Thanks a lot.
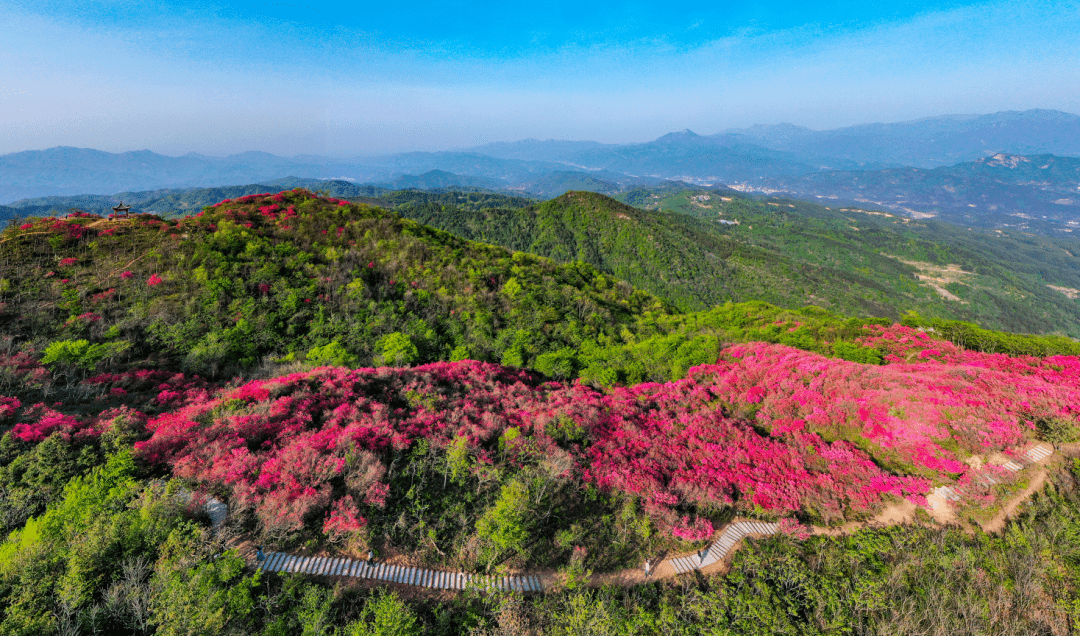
[982,468,1047,533]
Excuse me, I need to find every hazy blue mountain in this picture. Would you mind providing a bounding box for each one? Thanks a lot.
[511,170,689,198]
[0,147,389,203]
[724,109,1080,168]
[467,110,1080,180]
[5,109,1078,207]
[363,151,569,183]
[468,139,617,162]
[1,178,394,219]
[374,170,505,190]
[470,130,891,180]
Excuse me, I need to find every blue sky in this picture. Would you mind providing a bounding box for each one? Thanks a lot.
[1,0,1078,156]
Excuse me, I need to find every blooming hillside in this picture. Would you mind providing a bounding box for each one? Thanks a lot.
[123,324,1079,554]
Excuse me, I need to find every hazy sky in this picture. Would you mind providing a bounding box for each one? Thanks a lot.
[2,0,1078,157]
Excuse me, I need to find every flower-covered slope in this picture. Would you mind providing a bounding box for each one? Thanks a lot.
[118,324,1080,540]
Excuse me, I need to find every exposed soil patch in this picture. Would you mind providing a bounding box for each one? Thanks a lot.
[1047,285,1080,300]
[884,255,973,302]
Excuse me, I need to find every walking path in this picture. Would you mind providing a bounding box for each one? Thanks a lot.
[666,520,779,574]
[195,441,1056,594]
[256,554,546,592]
[929,443,1052,518]
[251,519,780,591]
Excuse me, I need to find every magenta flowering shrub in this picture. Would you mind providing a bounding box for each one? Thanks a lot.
[672,516,714,542]
[778,517,811,540]
[134,362,568,537]
[58,257,78,266]
[133,359,948,540]
[582,374,927,525]
[691,340,1080,479]
[7,402,148,443]
[85,368,214,411]
[146,274,163,286]
[7,320,1075,538]
[323,495,367,541]
[0,396,21,421]
[119,271,134,280]
[11,403,87,442]
[0,352,51,393]
[90,288,116,303]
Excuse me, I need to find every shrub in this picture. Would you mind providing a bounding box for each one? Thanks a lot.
[306,341,359,368]
[41,339,131,371]
[476,479,532,562]
[343,591,421,636]
[379,333,418,367]
[534,348,579,380]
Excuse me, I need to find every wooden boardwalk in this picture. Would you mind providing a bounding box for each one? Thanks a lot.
[667,520,780,574]
[256,554,544,592]
[932,443,1052,506]
[252,519,778,592]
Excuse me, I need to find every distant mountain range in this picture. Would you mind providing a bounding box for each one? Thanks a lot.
[472,109,1080,171]
[2,109,1078,235]
[721,109,1080,168]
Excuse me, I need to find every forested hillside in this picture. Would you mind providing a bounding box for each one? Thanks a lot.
[642,189,1080,333]
[398,189,1080,336]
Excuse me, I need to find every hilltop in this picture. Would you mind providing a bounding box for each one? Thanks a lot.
[0,189,675,383]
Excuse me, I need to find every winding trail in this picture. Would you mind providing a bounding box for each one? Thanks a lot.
[203,442,1058,594]
[252,519,779,593]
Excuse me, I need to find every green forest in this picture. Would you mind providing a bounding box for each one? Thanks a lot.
[396,189,1080,336]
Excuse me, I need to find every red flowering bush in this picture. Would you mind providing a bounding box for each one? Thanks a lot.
[695,340,1079,476]
[84,368,214,411]
[147,274,163,286]
[778,517,811,540]
[0,396,21,420]
[132,359,927,539]
[582,373,927,525]
[127,328,1080,540]
[11,403,86,442]
[323,495,367,541]
[120,271,134,280]
[672,516,714,542]
[91,289,116,303]
[0,352,51,393]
